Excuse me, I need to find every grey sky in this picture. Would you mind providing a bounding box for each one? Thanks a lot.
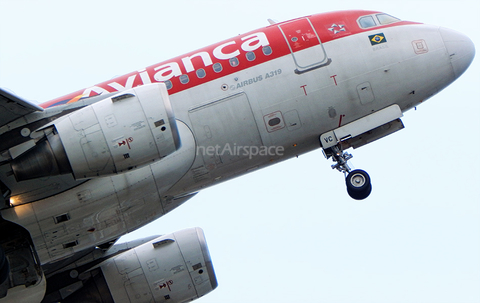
[0,0,479,302]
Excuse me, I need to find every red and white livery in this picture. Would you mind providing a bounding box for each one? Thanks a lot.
[0,10,474,302]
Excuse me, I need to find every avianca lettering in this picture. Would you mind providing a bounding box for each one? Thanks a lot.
[108,74,137,91]
[154,63,182,82]
[81,32,270,97]
[182,52,213,73]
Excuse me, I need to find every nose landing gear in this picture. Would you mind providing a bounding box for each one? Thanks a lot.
[323,145,372,200]
[346,169,371,200]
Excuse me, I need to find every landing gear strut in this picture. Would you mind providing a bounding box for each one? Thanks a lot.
[323,145,372,200]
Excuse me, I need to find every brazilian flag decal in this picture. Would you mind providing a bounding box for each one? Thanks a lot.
[369,33,387,45]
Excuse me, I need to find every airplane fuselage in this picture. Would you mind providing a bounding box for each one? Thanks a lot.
[0,10,474,266]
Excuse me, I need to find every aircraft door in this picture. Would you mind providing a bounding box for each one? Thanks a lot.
[278,18,331,74]
[189,93,263,170]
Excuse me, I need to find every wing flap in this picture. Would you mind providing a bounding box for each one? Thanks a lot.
[0,88,44,127]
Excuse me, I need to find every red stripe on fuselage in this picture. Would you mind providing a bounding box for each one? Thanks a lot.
[40,10,419,109]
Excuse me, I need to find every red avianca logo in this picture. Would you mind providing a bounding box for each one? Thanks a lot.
[72,32,271,101]
[41,10,418,108]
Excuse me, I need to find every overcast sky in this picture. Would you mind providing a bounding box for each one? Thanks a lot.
[0,0,479,302]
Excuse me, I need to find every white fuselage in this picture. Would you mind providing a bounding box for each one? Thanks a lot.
[0,21,468,265]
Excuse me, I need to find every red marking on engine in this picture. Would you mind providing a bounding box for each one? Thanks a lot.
[118,137,134,149]
[159,280,173,291]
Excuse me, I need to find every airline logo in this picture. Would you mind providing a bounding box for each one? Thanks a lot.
[328,23,347,35]
[40,10,420,109]
[79,32,271,98]
[153,32,270,82]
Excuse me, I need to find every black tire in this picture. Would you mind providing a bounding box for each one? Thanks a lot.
[346,169,372,200]
[347,183,372,200]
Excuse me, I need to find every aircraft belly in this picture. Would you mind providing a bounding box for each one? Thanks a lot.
[1,122,196,265]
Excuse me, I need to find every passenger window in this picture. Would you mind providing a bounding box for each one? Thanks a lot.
[229,57,239,67]
[246,51,256,61]
[268,117,281,126]
[358,16,376,28]
[376,14,401,25]
[179,74,189,84]
[196,68,206,78]
[213,62,223,73]
[262,45,272,56]
[164,80,173,90]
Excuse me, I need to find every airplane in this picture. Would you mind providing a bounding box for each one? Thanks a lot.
[0,9,474,303]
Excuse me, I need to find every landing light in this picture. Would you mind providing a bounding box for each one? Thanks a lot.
[9,197,16,207]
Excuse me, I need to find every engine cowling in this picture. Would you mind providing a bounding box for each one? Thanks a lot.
[11,83,180,181]
[64,228,217,303]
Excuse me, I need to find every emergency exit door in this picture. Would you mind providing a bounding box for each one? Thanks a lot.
[278,18,330,74]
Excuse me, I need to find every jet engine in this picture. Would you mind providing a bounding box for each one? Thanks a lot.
[11,83,180,181]
[45,228,218,303]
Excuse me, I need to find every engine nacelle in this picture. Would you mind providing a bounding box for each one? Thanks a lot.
[11,83,180,180]
[76,228,217,303]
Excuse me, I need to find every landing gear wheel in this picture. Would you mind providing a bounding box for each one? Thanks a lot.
[321,143,373,200]
[346,169,372,200]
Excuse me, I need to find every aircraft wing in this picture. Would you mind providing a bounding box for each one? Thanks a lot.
[0,88,44,126]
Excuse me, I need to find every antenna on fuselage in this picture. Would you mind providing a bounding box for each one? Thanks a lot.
[267,18,278,25]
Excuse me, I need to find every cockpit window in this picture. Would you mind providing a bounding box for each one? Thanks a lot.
[376,14,401,25]
[358,16,377,28]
